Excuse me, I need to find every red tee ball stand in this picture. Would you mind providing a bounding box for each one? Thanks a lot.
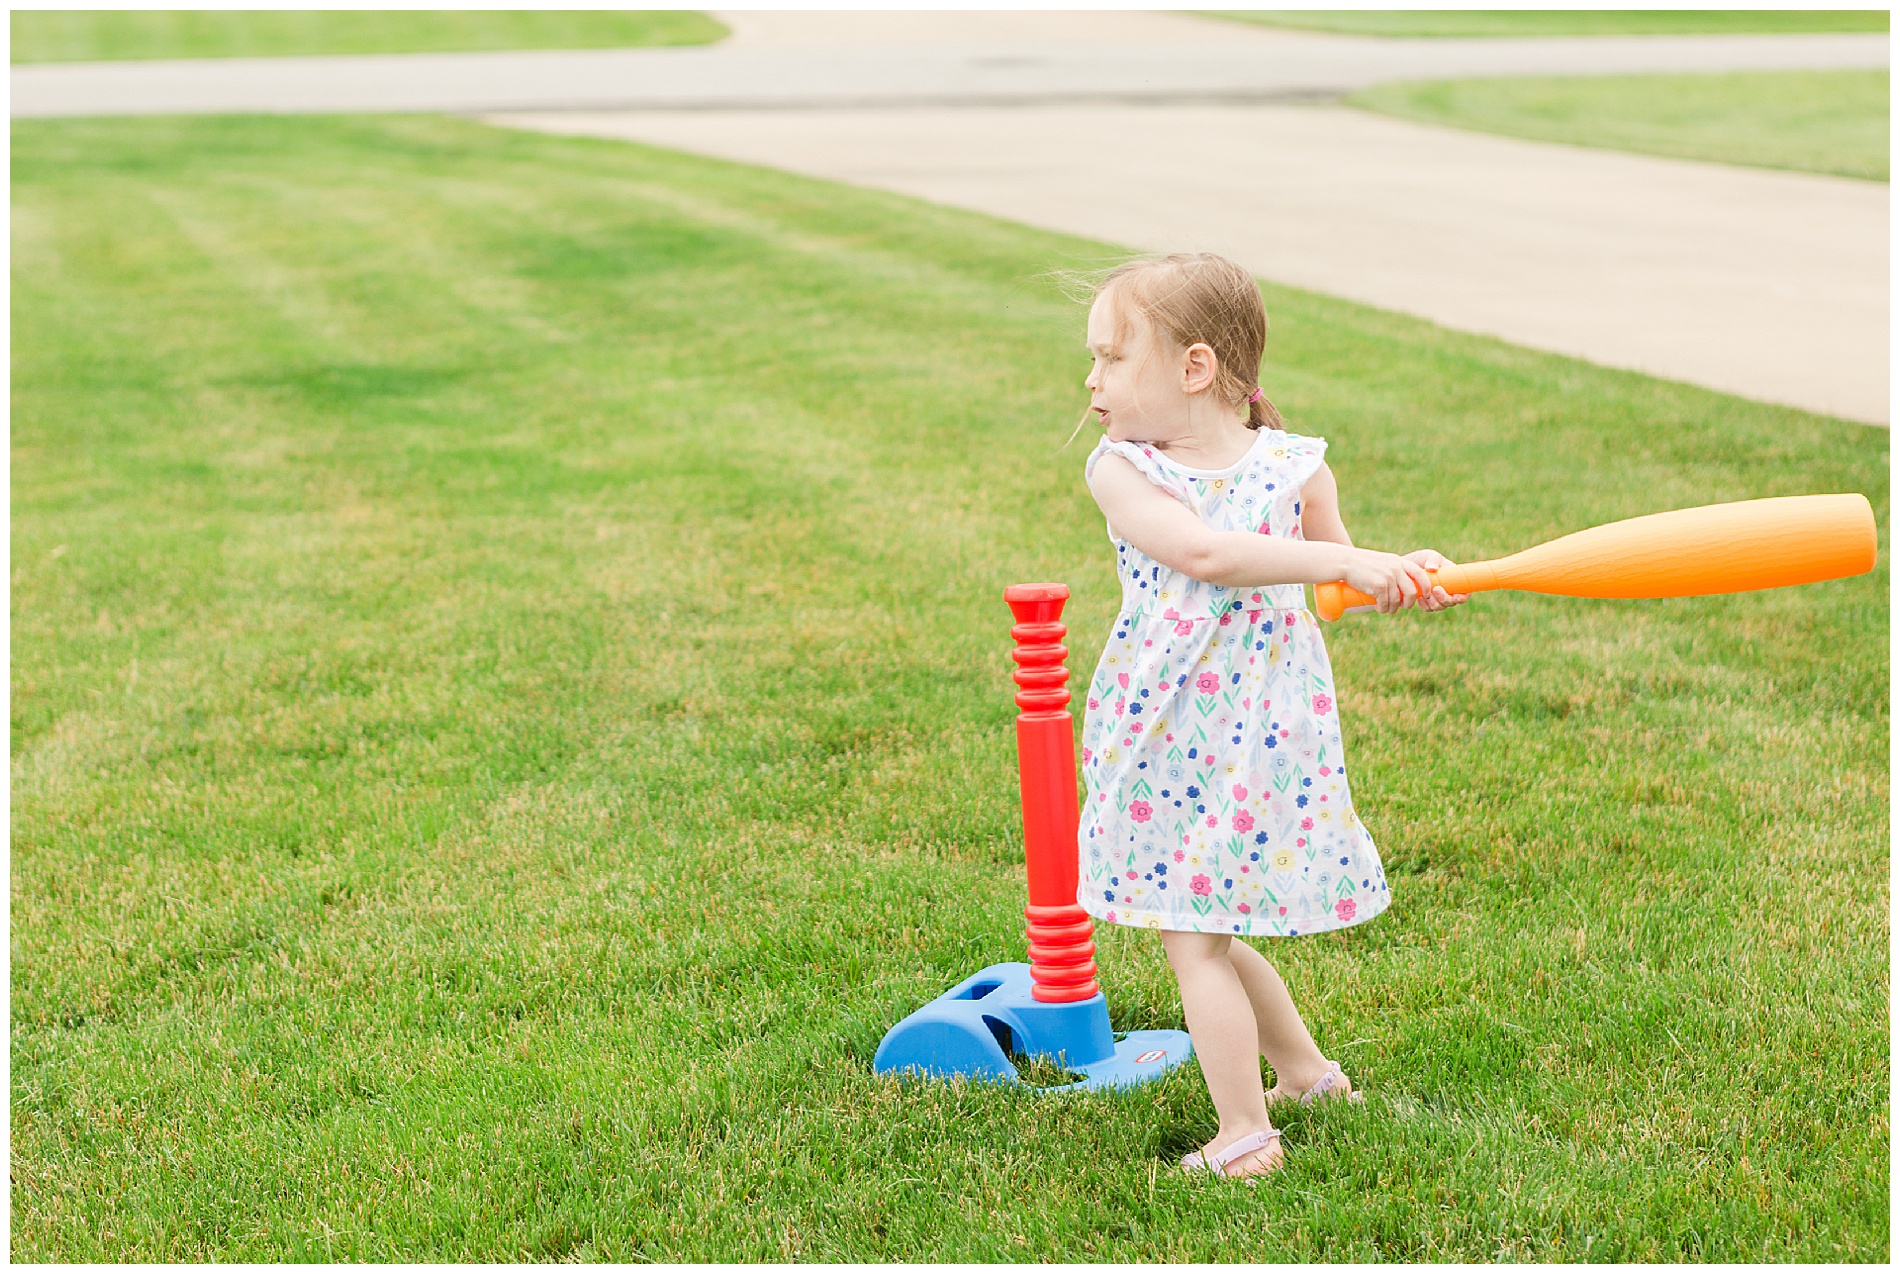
[1007,584,1100,1002]
[871,584,1193,1089]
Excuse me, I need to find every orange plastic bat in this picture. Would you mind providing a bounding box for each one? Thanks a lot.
[1315,494,1877,622]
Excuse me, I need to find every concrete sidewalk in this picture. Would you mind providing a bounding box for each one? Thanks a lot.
[11,17,1887,116]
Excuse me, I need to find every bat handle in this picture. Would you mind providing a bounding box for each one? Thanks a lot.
[1315,564,1478,621]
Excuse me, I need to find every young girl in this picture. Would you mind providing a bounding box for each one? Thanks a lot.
[1076,254,1465,1181]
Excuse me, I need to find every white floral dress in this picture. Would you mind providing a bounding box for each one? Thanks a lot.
[1077,429,1391,937]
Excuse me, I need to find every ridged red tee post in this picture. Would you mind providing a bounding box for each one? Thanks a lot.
[1004,583,1100,1004]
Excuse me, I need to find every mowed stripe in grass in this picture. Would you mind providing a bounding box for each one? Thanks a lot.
[10,115,1888,1261]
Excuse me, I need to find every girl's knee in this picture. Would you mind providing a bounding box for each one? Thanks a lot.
[1160,928,1231,968]
[1228,935,1280,974]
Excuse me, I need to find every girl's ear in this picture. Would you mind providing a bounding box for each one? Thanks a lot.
[1181,341,1219,395]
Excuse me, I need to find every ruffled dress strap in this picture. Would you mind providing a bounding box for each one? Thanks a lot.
[1085,437,1196,508]
[1263,431,1328,495]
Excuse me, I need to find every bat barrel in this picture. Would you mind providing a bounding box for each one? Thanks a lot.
[1314,493,1875,620]
[1488,493,1876,599]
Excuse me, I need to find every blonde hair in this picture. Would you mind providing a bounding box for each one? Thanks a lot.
[1091,252,1284,432]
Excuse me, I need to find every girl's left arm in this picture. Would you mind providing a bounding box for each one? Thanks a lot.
[1298,461,1354,547]
[1301,462,1466,612]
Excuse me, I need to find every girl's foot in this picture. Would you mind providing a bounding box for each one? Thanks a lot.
[1266,1060,1361,1106]
[1186,1126,1286,1179]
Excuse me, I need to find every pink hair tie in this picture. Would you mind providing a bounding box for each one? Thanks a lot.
[1245,387,1264,404]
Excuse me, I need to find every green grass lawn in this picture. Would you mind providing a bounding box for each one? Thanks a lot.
[1209,9,1889,38]
[1352,69,1889,180]
[9,9,726,63]
[10,114,1888,1261]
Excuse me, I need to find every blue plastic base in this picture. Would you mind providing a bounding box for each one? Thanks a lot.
[872,962,1194,1092]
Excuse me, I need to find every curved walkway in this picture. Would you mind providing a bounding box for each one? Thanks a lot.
[12,10,1889,422]
[10,17,1886,115]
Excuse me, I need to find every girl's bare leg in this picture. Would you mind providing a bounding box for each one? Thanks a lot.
[1159,929,1285,1177]
[1227,937,1352,1100]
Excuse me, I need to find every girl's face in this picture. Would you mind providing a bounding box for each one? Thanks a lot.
[1085,290,1191,444]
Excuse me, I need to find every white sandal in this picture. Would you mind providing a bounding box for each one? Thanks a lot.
[1180,1126,1283,1180]
[1270,1059,1365,1106]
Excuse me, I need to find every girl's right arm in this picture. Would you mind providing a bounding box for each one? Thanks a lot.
[1088,453,1436,613]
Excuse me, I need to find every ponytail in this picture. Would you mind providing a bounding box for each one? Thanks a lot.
[1243,386,1285,432]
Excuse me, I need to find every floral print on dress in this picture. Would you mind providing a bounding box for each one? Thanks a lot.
[1077,429,1391,937]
